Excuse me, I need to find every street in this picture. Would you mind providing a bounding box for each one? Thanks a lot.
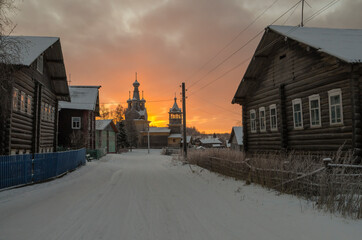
[0,150,360,240]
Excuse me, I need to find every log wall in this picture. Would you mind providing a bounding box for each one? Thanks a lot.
[244,38,359,153]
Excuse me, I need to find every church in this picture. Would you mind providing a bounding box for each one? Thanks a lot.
[124,74,183,148]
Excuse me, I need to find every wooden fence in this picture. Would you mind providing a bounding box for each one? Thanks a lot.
[0,148,86,190]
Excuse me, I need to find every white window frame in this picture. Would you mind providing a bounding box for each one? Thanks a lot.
[259,107,266,132]
[51,107,55,122]
[37,54,43,74]
[250,109,256,133]
[308,94,321,128]
[12,88,19,111]
[269,104,278,131]
[27,96,32,115]
[72,117,81,129]
[328,89,343,125]
[20,92,26,112]
[292,98,303,130]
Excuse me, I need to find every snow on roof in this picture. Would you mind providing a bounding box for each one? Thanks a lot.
[230,126,243,145]
[96,120,112,130]
[200,138,222,144]
[0,36,59,66]
[181,136,192,144]
[212,144,222,148]
[269,25,362,63]
[168,134,182,138]
[59,86,100,111]
[148,127,171,133]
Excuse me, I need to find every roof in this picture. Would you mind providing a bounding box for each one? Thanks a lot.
[148,127,171,133]
[200,138,222,144]
[59,86,100,111]
[229,126,243,145]
[95,119,118,133]
[170,97,181,113]
[0,36,59,65]
[0,36,70,101]
[269,25,362,63]
[169,134,182,138]
[232,25,362,105]
[181,136,192,144]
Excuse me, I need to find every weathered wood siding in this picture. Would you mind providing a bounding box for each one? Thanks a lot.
[244,37,357,153]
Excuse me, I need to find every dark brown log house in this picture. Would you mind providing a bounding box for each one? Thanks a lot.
[232,25,362,160]
[1,36,70,155]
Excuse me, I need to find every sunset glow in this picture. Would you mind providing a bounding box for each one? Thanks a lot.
[10,0,362,133]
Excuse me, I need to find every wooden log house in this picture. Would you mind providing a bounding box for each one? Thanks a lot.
[232,25,362,160]
[58,86,100,150]
[1,36,70,155]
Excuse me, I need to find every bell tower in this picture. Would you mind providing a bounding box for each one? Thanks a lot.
[168,97,182,134]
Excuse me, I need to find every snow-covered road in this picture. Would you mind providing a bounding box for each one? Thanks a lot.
[0,150,360,240]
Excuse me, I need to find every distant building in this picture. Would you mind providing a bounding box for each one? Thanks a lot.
[58,86,100,149]
[232,25,362,159]
[167,97,183,148]
[96,120,118,153]
[229,126,243,151]
[0,36,70,155]
[200,138,222,148]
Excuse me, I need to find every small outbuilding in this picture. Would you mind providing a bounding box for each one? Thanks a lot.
[96,119,118,153]
[200,138,222,148]
[58,86,101,149]
[229,126,243,151]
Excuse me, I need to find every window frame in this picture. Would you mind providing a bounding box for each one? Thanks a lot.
[250,109,256,133]
[259,107,266,132]
[308,94,321,128]
[12,88,19,111]
[72,117,81,129]
[27,96,32,115]
[20,92,26,112]
[269,104,278,131]
[328,89,343,126]
[292,98,303,130]
[37,54,43,74]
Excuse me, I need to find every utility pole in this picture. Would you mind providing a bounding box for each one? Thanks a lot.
[301,0,304,27]
[182,82,187,159]
[147,123,150,154]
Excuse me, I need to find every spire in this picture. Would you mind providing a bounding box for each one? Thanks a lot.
[132,72,140,100]
[170,97,181,113]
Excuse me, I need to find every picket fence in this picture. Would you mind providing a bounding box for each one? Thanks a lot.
[0,148,86,189]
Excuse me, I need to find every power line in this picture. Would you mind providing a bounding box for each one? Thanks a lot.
[187,0,303,91]
[188,0,341,97]
[186,0,281,87]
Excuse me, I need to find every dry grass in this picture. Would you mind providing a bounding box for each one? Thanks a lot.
[187,148,362,219]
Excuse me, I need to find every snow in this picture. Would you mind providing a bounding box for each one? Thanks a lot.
[59,86,100,111]
[200,138,222,144]
[0,36,59,66]
[0,150,361,240]
[169,133,182,138]
[96,119,113,130]
[269,25,362,63]
[231,126,243,145]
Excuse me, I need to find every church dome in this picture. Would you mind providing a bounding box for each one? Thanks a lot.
[133,79,140,87]
[170,97,181,113]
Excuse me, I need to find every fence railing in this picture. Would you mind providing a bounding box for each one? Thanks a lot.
[0,148,86,190]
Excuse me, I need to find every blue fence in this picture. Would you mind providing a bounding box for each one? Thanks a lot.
[0,148,86,189]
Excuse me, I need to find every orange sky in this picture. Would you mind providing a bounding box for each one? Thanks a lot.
[9,0,362,133]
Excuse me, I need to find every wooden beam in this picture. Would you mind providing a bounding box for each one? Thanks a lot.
[51,77,67,81]
[46,59,63,64]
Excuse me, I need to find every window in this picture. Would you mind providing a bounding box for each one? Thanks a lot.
[51,107,55,122]
[44,103,49,121]
[309,94,321,128]
[12,88,19,111]
[27,96,32,115]
[292,99,303,129]
[250,109,256,133]
[20,92,26,112]
[37,55,43,74]
[41,102,45,120]
[328,89,343,125]
[259,107,266,132]
[72,117,81,129]
[269,104,277,131]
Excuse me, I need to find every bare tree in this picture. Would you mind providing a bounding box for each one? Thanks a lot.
[0,0,20,155]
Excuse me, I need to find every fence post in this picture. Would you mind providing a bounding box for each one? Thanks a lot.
[323,157,332,174]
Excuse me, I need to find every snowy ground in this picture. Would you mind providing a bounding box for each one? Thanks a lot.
[0,149,361,240]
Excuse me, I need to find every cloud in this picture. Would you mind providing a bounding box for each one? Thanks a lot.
[10,0,362,132]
